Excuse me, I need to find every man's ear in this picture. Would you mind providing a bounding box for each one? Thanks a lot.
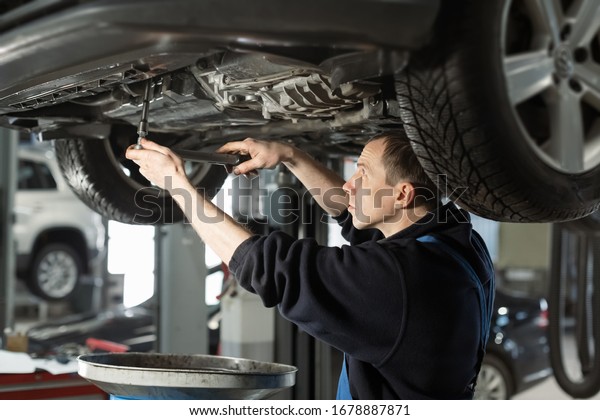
[394,182,416,209]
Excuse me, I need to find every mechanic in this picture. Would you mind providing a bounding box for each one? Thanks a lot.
[126,131,495,400]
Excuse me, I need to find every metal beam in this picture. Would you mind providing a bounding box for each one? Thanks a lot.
[0,128,18,341]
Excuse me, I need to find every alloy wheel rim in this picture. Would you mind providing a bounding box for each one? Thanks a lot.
[36,250,78,298]
[501,0,600,174]
[475,364,509,400]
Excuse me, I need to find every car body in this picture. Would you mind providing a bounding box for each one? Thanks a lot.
[0,0,598,225]
[15,143,105,301]
[475,289,552,400]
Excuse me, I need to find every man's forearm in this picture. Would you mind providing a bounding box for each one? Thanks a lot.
[169,178,252,265]
[283,147,348,216]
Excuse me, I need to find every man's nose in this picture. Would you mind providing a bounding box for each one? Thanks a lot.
[342,177,355,195]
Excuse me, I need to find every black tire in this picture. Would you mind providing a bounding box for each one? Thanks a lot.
[475,354,514,400]
[561,210,600,234]
[396,0,600,223]
[27,243,82,301]
[54,135,228,224]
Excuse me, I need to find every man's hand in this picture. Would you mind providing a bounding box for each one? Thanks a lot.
[127,136,348,217]
[216,138,295,176]
[126,138,252,265]
[125,138,190,191]
[220,137,348,216]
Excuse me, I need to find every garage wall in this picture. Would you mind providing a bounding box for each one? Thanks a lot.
[496,223,551,270]
[493,223,552,298]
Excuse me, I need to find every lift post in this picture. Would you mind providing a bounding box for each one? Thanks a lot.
[0,128,18,343]
[155,223,208,354]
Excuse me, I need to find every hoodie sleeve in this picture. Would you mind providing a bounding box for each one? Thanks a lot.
[228,231,404,365]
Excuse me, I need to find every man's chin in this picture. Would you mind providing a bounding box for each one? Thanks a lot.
[349,208,373,230]
[351,219,369,230]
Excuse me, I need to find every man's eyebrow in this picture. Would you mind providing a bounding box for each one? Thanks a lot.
[357,160,371,171]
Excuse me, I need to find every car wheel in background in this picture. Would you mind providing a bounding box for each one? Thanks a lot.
[54,132,228,225]
[475,354,514,400]
[396,0,600,223]
[27,243,82,301]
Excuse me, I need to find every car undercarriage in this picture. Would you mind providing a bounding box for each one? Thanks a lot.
[3,0,600,400]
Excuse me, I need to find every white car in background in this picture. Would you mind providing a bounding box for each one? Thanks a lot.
[14,143,105,301]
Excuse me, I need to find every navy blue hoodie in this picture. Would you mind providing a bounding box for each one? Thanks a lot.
[229,202,495,399]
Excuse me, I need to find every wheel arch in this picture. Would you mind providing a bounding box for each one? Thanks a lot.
[31,227,89,274]
[482,348,517,397]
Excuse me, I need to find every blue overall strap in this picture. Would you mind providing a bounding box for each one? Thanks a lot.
[416,235,490,348]
[336,354,353,400]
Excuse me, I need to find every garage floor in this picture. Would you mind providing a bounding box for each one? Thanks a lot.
[514,376,600,400]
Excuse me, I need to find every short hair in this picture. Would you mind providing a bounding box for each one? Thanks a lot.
[368,131,440,208]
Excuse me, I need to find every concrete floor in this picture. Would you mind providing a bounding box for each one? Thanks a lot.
[514,376,600,400]
[513,329,600,400]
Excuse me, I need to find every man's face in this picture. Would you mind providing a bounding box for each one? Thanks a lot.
[342,139,398,230]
